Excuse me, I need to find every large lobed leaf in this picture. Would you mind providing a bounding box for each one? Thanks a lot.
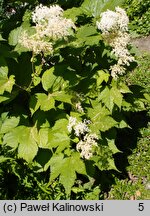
[47,119,70,153]
[0,57,15,95]
[75,25,100,46]
[39,118,70,153]
[98,86,123,112]
[88,103,117,133]
[0,75,15,95]
[30,93,55,114]
[3,126,39,162]
[9,26,24,47]
[0,113,20,134]
[81,0,125,17]
[49,152,87,194]
[30,91,72,115]
[42,67,64,92]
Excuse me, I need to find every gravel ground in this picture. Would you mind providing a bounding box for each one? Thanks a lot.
[131,35,150,53]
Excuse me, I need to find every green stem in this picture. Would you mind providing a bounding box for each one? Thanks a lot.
[37,182,51,195]
[14,83,26,91]
[26,53,43,92]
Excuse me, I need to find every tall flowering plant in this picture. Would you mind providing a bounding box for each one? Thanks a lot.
[0,0,148,198]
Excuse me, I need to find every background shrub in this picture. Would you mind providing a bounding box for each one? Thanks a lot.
[124,0,150,35]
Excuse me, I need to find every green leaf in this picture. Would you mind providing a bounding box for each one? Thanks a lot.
[111,87,123,109]
[8,24,35,54]
[39,119,70,151]
[107,139,121,154]
[39,128,50,148]
[3,126,39,162]
[88,103,117,132]
[49,152,86,194]
[81,0,125,17]
[48,131,70,153]
[30,95,39,115]
[52,64,78,87]
[47,119,70,152]
[0,112,8,124]
[96,70,110,86]
[8,26,24,46]
[76,25,100,46]
[18,126,39,162]
[13,43,29,54]
[88,102,110,118]
[42,67,63,92]
[48,153,64,179]
[0,95,10,103]
[98,87,114,111]
[81,0,103,17]
[64,7,83,22]
[77,25,98,38]
[0,57,8,77]
[71,187,85,193]
[98,86,123,112]
[3,127,22,149]
[119,120,129,129]
[51,118,69,133]
[91,116,117,132]
[30,93,55,114]
[144,93,150,102]
[33,76,41,87]
[0,34,5,41]
[100,0,125,12]
[0,115,20,134]
[37,93,55,111]
[59,157,77,195]
[53,91,72,104]
[22,9,32,23]
[119,82,132,94]
[107,158,119,171]
[0,75,15,95]
[0,156,13,163]
[33,110,51,128]
[8,23,33,47]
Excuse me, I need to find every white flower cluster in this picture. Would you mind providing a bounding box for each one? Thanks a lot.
[67,116,77,133]
[19,4,75,54]
[32,4,75,40]
[19,31,53,54]
[67,117,90,136]
[75,102,84,113]
[32,4,63,23]
[97,7,135,78]
[76,134,98,160]
[97,7,129,33]
[67,117,98,159]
